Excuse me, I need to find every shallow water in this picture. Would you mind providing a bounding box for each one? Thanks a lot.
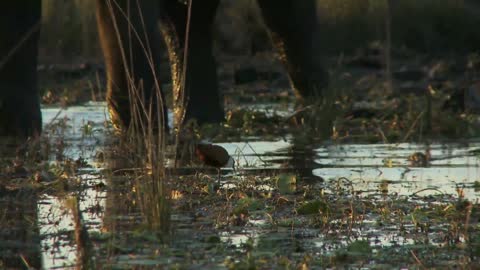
[314,143,480,200]
[33,103,480,268]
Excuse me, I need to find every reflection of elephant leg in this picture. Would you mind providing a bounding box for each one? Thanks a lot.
[0,2,42,139]
[289,138,323,184]
[161,0,223,127]
[257,0,328,101]
[96,0,168,132]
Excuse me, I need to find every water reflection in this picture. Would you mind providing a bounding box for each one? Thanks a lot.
[37,104,108,269]
[217,140,291,169]
[38,174,106,269]
[216,141,479,256]
[313,143,480,200]
[32,104,480,268]
[0,188,42,269]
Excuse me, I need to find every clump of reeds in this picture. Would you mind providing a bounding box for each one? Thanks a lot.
[104,1,171,234]
[126,82,170,233]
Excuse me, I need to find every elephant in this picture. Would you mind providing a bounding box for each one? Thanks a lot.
[0,0,328,141]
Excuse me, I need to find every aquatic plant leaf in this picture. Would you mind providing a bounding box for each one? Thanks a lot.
[297,200,328,215]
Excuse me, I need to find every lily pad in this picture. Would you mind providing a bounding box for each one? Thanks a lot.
[296,200,328,215]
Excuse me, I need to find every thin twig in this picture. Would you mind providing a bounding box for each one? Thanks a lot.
[463,201,473,242]
[19,254,32,269]
[410,250,425,269]
[174,0,193,168]
[43,109,64,131]
[375,122,388,143]
[402,111,425,142]
[0,22,41,71]
[179,0,193,125]
[412,188,445,197]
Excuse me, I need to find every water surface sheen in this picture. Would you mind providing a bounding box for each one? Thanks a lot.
[36,104,479,268]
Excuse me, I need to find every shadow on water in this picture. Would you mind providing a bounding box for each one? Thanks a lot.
[0,186,42,269]
[2,103,479,268]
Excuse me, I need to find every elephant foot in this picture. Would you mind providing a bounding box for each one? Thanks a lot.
[184,104,224,126]
[293,68,330,102]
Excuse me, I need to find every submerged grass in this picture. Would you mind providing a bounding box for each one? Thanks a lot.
[104,1,171,234]
[91,163,479,268]
[2,104,478,268]
[117,58,170,233]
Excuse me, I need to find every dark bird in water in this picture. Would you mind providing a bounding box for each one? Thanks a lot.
[408,151,430,167]
[195,143,234,185]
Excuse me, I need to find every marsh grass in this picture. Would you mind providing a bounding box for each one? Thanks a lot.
[104,0,170,233]
[17,2,480,267]
[126,85,171,233]
[160,168,479,268]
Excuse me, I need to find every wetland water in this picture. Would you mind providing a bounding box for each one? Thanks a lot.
[16,103,480,268]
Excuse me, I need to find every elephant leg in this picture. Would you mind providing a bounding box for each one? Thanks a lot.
[0,1,42,140]
[256,0,328,101]
[96,0,168,132]
[160,0,223,127]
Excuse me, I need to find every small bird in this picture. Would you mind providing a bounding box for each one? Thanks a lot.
[408,151,430,167]
[195,143,234,186]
